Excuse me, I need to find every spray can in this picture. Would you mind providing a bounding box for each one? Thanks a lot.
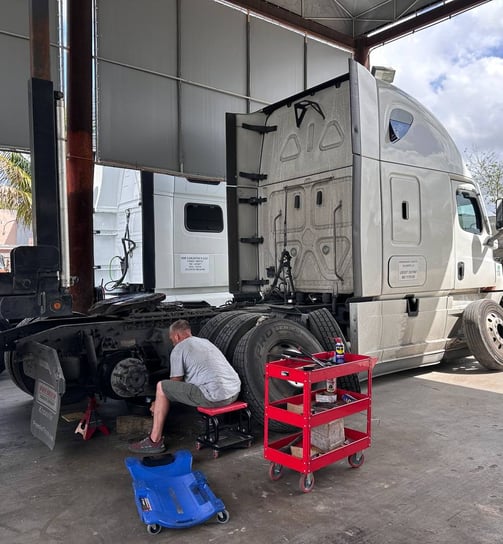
[326,347,338,393]
[334,337,345,364]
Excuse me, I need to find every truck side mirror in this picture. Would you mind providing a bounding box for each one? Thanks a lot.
[496,199,503,230]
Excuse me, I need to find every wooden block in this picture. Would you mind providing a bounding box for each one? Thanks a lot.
[115,415,152,435]
[61,412,85,423]
[290,444,323,458]
[287,402,303,414]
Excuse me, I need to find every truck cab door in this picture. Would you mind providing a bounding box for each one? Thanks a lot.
[453,180,496,289]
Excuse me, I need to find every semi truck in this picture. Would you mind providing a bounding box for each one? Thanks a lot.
[2,59,503,447]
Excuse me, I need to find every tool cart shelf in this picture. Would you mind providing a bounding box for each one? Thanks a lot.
[264,352,377,493]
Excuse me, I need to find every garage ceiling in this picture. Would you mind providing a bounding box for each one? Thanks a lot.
[227,0,491,55]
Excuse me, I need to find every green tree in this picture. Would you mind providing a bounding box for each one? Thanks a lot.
[465,148,503,214]
[0,151,32,228]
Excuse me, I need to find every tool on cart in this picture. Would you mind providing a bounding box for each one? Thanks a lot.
[281,347,331,367]
[125,449,230,535]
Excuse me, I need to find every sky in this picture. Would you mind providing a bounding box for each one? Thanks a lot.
[370,0,503,161]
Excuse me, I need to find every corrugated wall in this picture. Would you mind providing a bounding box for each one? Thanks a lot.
[0,0,350,179]
[0,0,61,150]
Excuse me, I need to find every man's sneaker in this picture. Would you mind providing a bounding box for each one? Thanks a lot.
[128,435,166,454]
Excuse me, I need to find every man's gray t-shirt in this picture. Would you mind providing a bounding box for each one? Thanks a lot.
[170,336,241,402]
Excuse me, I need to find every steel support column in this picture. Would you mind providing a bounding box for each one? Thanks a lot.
[67,0,94,313]
[354,39,370,68]
[28,0,60,250]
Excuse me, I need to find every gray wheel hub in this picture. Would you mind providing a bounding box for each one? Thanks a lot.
[109,357,148,397]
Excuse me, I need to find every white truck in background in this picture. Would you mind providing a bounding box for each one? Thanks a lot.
[93,165,231,307]
[3,58,503,447]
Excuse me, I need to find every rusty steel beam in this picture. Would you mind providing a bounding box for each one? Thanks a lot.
[67,0,95,313]
[354,38,370,68]
[227,0,490,64]
[29,0,51,80]
[365,0,491,48]
[226,0,354,49]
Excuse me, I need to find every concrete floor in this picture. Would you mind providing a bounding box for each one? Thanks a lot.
[1,357,503,544]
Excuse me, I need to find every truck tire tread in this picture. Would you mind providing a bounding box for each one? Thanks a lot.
[233,318,323,432]
[307,308,361,393]
[463,299,503,370]
[211,312,264,360]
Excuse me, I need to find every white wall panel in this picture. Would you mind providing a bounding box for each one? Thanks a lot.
[0,0,61,150]
[181,84,247,177]
[0,35,30,149]
[97,0,177,75]
[97,62,178,172]
[94,0,351,178]
[2,0,351,175]
[307,38,350,87]
[181,0,246,94]
[0,0,29,34]
[249,16,304,104]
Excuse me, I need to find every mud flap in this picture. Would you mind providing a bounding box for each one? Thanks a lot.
[21,341,66,450]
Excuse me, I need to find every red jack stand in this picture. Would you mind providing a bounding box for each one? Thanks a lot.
[75,396,110,440]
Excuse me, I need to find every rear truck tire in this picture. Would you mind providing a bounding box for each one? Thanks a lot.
[0,319,8,374]
[5,349,34,396]
[307,308,361,393]
[211,312,264,360]
[6,348,88,404]
[463,299,503,370]
[198,311,247,343]
[5,317,88,403]
[232,318,323,432]
[4,317,41,394]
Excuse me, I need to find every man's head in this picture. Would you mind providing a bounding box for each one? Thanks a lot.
[168,319,192,346]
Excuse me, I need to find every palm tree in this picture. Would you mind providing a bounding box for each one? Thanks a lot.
[0,151,32,228]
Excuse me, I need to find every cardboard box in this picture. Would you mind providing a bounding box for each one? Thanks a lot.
[290,444,324,458]
[315,392,338,403]
[286,402,303,415]
[311,419,345,451]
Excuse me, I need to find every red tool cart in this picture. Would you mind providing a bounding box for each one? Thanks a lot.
[264,352,377,493]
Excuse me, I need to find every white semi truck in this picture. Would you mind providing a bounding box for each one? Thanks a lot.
[2,59,503,446]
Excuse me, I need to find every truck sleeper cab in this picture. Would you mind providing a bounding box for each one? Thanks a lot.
[226,58,503,374]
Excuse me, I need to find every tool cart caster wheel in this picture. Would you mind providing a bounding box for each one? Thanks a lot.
[212,450,220,459]
[299,472,315,493]
[195,441,202,450]
[217,509,230,524]
[146,523,162,535]
[269,463,283,481]
[348,452,365,468]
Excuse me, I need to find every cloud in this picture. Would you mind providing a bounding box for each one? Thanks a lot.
[370,0,503,159]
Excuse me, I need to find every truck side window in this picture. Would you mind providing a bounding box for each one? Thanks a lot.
[389,109,413,142]
[456,191,483,234]
[185,203,224,232]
